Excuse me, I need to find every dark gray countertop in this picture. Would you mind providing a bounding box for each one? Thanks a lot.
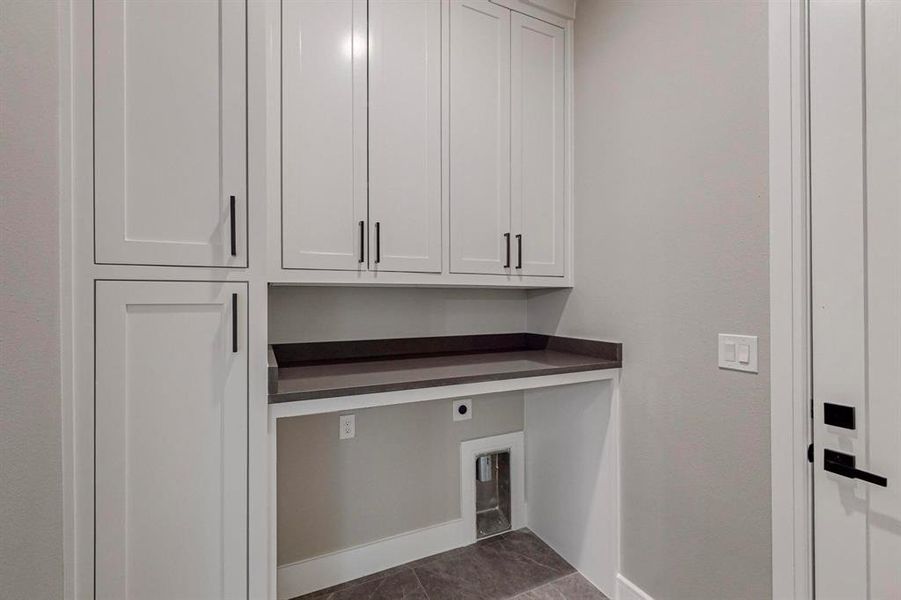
[268,334,622,404]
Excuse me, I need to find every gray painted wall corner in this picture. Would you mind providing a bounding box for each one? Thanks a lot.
[0,1,64,598]
[528,1,772,598]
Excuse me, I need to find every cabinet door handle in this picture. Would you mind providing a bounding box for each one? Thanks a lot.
[375,222,381,264]
[515,234,522,269]
[231,293,238,353]
[504,233,511,268]
[359,221,365,263]
[229,195,237,257]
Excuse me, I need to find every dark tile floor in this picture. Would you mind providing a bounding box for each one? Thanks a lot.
[293,529,609,600]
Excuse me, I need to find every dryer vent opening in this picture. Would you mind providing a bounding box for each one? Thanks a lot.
[475,450,511,539]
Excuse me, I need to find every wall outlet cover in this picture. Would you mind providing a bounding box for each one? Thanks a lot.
[339,414,355,439]
[453,399,472,421]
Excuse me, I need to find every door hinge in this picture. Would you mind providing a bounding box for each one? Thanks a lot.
[807,443,814,464]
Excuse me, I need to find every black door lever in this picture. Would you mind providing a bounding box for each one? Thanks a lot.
[824,449,887,487]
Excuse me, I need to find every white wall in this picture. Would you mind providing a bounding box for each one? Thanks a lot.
[0,1,63,598]
[528,1,771,598]
[271,286,530,564]
[269,286,528,343]
[277,393,523,565]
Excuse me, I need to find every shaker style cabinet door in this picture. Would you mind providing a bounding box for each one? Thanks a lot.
[95,281,247,600]
[282,0,368,270]
[511,12,566,276]
[94,0,247,267]
[368,0,442,273]
[448,0,512,275]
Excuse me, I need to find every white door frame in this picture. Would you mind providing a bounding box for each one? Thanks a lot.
[769,1,813,598]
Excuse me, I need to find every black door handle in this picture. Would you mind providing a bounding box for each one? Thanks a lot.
[231,293,238,353]
[229,195,237,256]
[375,222,380,264]
[515,234,522,269]
[824,449,887,487]
[359,221,365,263]
[504,233,511,268]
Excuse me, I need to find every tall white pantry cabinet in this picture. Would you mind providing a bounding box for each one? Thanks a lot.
[87,0,252,598]
[67,1,574,598]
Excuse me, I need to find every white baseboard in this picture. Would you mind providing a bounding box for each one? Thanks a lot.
[617,574,655,600]
[277,519,469,600]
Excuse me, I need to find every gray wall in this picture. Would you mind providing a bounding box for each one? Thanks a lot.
[269,286,528,343]
[528,1,772,598]
[271,287,529,565]
[0,1,64,598]
[277,393,523,564]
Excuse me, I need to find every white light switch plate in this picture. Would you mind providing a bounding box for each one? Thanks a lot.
[718,334,758,373]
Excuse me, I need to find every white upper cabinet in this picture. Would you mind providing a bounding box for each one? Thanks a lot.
[368,0,443,273]
[448,1,566,278]
[448,0,512,275]
[511,12,565,276]
[93,0,246,268]
[273,0,570,284]
[282,0,368,271]
[95,281,247,600]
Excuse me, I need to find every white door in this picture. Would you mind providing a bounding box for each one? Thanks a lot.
[369,0,442,273]
[448,0,511,275]
[511,12,565,277]
[282,0,368,270]
[95,281,247,600]
[94,0,246,268]
[810,1,901,598]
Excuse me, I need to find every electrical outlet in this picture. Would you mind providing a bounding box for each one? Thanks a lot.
[453,399,472,421]
[339,414,355,439]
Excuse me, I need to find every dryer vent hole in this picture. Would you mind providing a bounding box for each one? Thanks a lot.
[475,450,512,539]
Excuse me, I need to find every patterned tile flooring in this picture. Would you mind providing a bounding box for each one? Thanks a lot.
[293,529,609,600]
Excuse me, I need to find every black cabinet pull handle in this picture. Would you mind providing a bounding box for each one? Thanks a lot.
[359,220,365,263]
[375,222,381,264]
[231,293,238,353]
[515,234,522,269]
[824,449,887,487]
[229,195,237,257]
[504,233,511,268]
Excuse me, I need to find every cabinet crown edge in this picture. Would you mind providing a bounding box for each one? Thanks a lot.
[489,0,576,24]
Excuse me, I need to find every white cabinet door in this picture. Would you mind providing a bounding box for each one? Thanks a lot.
[449,0,511,275]
[511,13,565,277]
[369,0,442,273]
[95,281,247,600]
[282,0,368,270]
[94,0,246,268]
